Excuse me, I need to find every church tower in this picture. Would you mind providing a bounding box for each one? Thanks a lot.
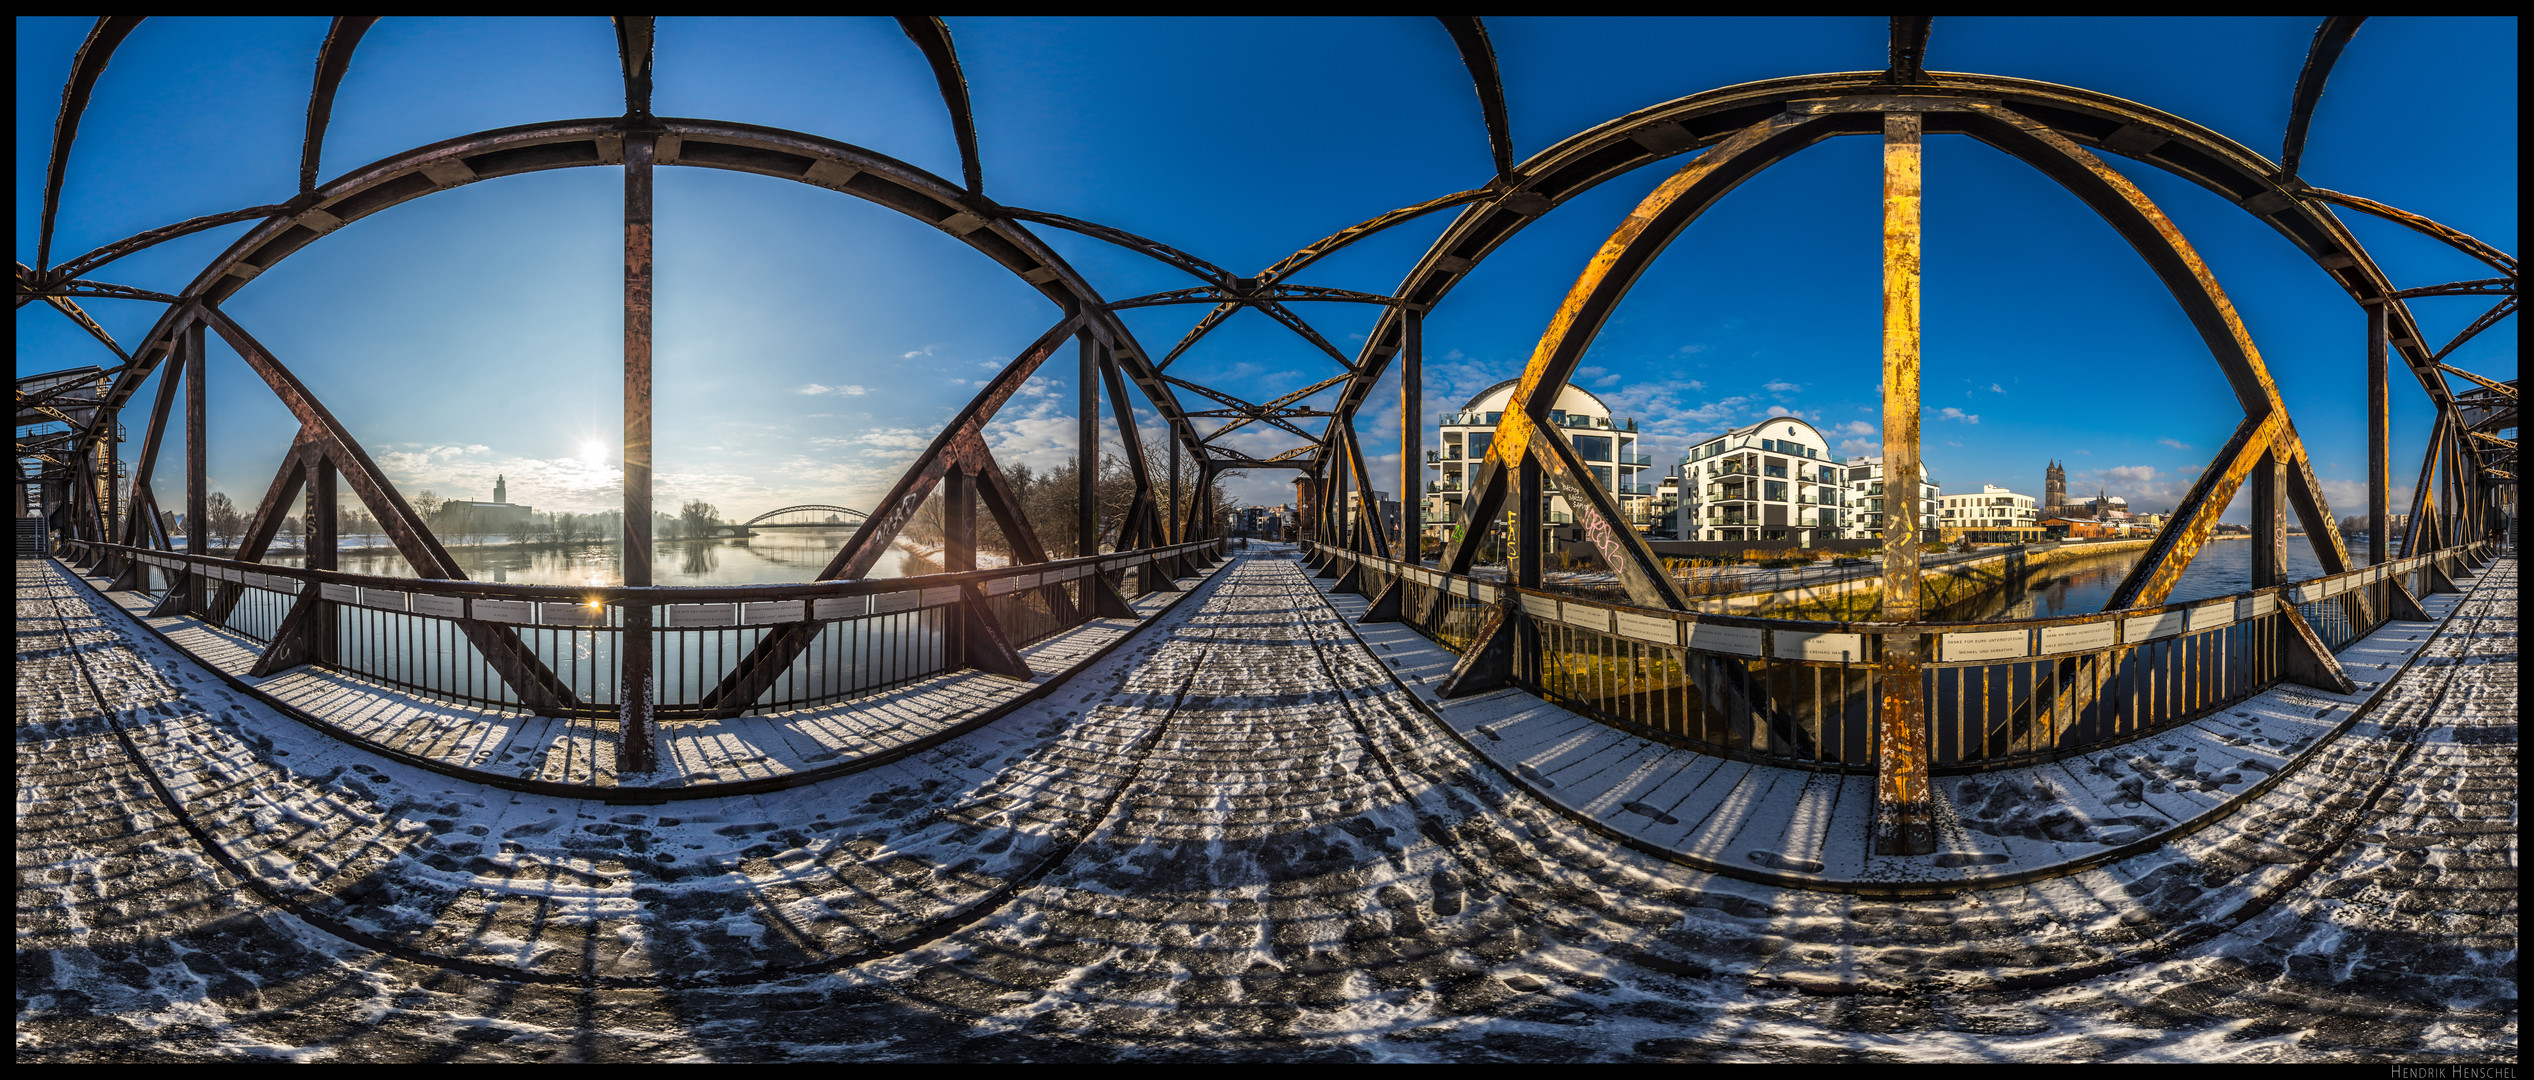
[494,474,507,505]
[2045,460,2065,514]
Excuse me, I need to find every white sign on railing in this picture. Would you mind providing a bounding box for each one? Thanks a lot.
[1941,628,2028,663]
[1561,603,1613,634]
[411,593,466,620]
[815,595,869,620]
[541,601,609,627]
[873,591,922,614]
[1775,629,1864,662]
[472,599,533,624]
[744,599,806,624]
[2187,600,2236,632]
[2038,620,2116,656]
[320,583,358,604]
[1614,610,1681,647]
[668,603,738,628]
[1684,621,1763,657]
[1519,594,1560,622]
[919,586,962,608]
[360,588,408,611]
[2238,592,2276,619]
[2124,610,2187,642]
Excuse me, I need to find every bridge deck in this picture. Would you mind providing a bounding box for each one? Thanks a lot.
[15,547,2516,1058]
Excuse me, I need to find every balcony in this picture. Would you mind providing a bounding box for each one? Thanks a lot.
[1427,480,1464,494]
[1617,452,1653,466]
[1425,449,1464,464]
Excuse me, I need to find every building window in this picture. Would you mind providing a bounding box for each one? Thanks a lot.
[1571,434,1611,461]
[1765,481,1788,502]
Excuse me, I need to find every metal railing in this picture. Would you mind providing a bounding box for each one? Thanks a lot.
[1308,538,2494,775]
[66,537,1226,726]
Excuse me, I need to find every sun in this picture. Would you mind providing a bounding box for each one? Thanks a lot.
[581,439,606,464]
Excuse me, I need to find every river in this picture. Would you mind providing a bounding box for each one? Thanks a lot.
[1938,535,2375,621]
[261,529,936,587]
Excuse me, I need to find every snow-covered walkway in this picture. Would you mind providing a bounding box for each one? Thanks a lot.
[16,549,2517,1061]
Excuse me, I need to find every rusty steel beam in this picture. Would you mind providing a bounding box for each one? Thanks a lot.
[2430,296,2518,365]
[1884,16,1934,85]
[1107,283,1395,310]
[619,126,658,772]
[895,17,982,196]
[1435,17,1513,181]
[613,16,655,119]
[1341,424,1390,560]
[28,278,181,306]
[2370,303,2391,565]
[2278,17,2365,180]
[1399,308,1422,561]
[1001,206,1232,288]
[2301,186,2516,277]
[1164,376,1318,443]
[37,17,146,273]
[2251,445,2286,588]
[35,204,290,293]
[299,17,379,194]
[1254,186,1495,289]
[2115,411,2286,610]
[2388,277,2514,301]
[1874,107,1934,858]
[2403,417,2446,558]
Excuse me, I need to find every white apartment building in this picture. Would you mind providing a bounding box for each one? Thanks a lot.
[1425,380,1652,539]
[1938,484,2042,542]
[1676,417,1846,544]
[1842,455,1940,542]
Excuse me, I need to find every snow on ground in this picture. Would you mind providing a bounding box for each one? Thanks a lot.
[15,549,2517,1061]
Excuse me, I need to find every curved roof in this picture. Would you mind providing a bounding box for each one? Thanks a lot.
[1458,378,1615,414]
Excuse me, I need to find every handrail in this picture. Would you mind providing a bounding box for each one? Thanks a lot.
[1303,538,2478,636]
[75,537,1224,606]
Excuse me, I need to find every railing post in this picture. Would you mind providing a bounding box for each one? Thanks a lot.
[310,453,338,664]
[1400,308,1423,563]
[1873,110,1935,856]
[2366,302,2390,566]
[2252,445,2286,588]
[617,128,658,774]
[185,319,208,615]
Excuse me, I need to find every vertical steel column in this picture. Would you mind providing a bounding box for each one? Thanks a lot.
[1167,431,1182,545]
[1401,309,1423,561]
[309,452,338,664]
[185,321,207,613]
[1078,330,1099,557]
[1515,455,1543,683]
[2367,303,2390,565]
[1874,111,1934,857]
[2251,446,2285,587]
[618,131,659,774]
[103,407,120,556]
[944,467,976,573]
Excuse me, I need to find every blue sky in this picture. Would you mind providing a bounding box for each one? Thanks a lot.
[17,16,2516,527]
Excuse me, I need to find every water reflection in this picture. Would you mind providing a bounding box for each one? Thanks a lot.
[1937,537,2376,621]
[264,529,927,587]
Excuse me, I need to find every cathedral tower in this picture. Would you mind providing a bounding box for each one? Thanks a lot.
[2045,460,2065,514]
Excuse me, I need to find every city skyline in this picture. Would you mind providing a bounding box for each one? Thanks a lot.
[17,16,2515,536]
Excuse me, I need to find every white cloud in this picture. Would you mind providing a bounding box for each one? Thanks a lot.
[1936,407,1979,424]
[1988,383,2005,394]
[1838,437,1880,458]
[795,383,869,396]
[2158,437,2191,450]
[1677,343,1710,355]
[1834,420,1875,436]
[1764,380,1802,393]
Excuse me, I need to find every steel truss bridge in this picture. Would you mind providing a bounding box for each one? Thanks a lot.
[19,18,2516,846]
